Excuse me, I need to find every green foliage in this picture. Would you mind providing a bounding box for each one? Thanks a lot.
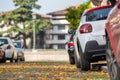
[13,0,40,10]
[36,19,52,31]
[0,0,51,37]
[65,1,92,30]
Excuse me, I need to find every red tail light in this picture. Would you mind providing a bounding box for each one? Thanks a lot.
[7,45,11,49]
[79,24,92,34]
[68,41,74,47]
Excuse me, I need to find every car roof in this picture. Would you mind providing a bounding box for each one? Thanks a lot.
[0,37,11,39]
[13,40,22,42]
[84,5,112,15]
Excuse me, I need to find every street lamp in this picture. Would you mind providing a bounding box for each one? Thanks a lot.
[32,13,36,50]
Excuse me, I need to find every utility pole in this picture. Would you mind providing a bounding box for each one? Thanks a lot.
[32,13,36,50]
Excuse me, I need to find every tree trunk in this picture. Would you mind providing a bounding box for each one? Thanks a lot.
[23,33,27,48]
[22,24,27,48]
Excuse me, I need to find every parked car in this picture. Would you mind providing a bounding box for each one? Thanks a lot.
[67,29,76,65]
[106,0,120,80]
[73,5,112,71]
[13,40,25,61]
[0,46,6,63]
[0,37,18,62]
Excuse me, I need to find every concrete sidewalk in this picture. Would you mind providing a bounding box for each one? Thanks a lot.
[24,50,69,62]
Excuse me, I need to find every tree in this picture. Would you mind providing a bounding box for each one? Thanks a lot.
[65,1,92,30]
[0,0,51,48]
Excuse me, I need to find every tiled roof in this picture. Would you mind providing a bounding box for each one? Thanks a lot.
[0,10,12,16]
[47,9,68,16]
[37,14,51,19]
[47,4,80,16]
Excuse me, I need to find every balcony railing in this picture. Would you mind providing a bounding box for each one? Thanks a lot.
[46,30,68,34]
[46,40,67,44]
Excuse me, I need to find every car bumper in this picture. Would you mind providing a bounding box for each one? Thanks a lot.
[18,52,24,58]
[68,47,75,58]
[84,40,106,59]
[85,41,106,53]
[5,50,13,58]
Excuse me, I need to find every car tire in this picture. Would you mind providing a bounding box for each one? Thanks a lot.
[74,50,80,68]
[22,57,25,61]
[69,56,75,65]
[1,53,6,63]
[15,58,18,62]
[106,40,120,80]
[15,54,18,62]
[10,54,14,63]
[78,45,90,71]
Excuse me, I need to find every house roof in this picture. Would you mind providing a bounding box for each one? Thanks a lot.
[37,14,50,19]
[47,9,68,16]
[47,4,80,16]
[0,10,12,16]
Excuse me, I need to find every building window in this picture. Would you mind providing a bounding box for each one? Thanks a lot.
[58,25,65,30]
[58,44,65,49]
[58,34,65,40]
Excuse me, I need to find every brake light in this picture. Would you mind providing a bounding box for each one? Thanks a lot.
[68,41,74,47]
[7,45,11,49]
[79,24,92,34]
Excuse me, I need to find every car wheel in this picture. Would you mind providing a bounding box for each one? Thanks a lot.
[22,57,25,61]
[15,58,18,62]
[78,46,90,71]
[15,54,18,62]
[69,56,75,65]
[106,41,120,80]
[74,51,80,68]
[1,53,6,63]
[10,54,14,63]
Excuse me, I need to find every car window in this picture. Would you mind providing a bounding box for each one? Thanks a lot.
[86,7,112,21]
[13,42,22,48]
[0,39,8,44]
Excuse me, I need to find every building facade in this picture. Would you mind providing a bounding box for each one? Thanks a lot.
[0,11,50,49]
[46,9,70,49]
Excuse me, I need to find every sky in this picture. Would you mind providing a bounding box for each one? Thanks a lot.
[0,0,87,14]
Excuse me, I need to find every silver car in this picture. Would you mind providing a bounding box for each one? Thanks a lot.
[13,40,25,61]
[0,37,18,62]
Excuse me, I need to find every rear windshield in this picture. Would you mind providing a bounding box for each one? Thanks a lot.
[86,7,112,21]
[13,42,22,48]
[0,39,8,44]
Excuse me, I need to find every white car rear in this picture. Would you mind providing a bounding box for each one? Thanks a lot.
[0,37,18,62]
[74,5,112,71]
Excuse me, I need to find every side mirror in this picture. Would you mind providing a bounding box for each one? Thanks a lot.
[65,42,68,45]
[68,29,76,34]
[14,44,18,48]
[0,43,3,46]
